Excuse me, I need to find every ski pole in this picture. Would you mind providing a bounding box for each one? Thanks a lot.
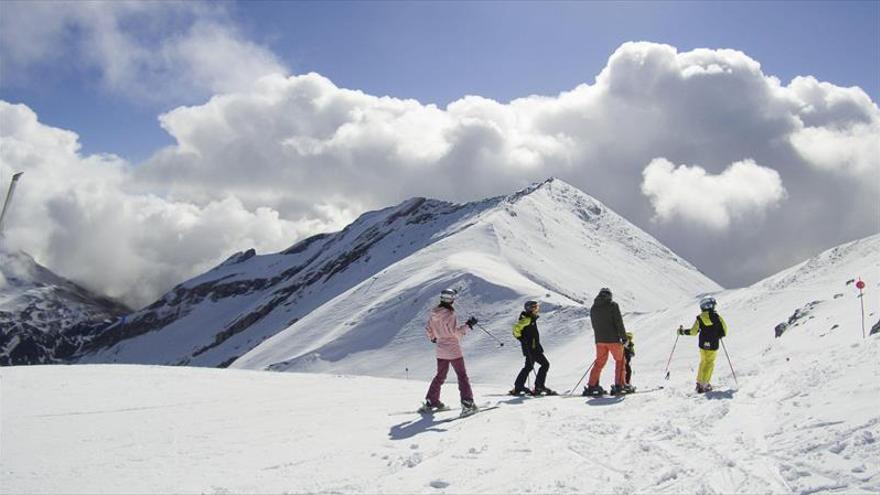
[720,338,738,387]
[569,360,595,395]
[475,322,505,347]
[664,331,681,380]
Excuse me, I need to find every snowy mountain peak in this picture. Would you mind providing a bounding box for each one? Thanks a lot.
[80,180,720,370]
[1,249,129,365]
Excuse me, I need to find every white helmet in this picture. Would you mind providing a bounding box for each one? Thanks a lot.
[440,289,457,303]
[699,296,717,311]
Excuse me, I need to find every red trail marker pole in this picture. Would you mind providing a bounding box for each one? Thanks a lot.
[856,278,866,339]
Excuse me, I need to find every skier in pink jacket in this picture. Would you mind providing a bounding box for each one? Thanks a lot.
[420,288,479,415]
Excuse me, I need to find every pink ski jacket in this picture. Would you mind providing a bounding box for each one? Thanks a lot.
[425,305,470,360]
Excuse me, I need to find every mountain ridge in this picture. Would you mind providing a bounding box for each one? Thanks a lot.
[80,178,720,369]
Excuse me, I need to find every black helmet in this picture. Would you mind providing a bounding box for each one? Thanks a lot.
[598,287,612,298]
[524,300,539,312]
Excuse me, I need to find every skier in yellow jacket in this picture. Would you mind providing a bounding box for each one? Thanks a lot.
[678,296,728,393]
[509,300,555,396]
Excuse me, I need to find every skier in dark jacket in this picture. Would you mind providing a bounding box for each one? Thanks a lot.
[509,300,555,395]
[584,288,630,396]
[678,296,728,393]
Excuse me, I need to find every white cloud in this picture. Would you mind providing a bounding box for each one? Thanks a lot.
[0,102,345,307]
[787,76,880,177]
[790,123,880,177]
[0,2,286,102]
[1,40,879,302]
[641,158,787,230]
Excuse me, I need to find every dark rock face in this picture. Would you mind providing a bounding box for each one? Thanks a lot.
[1,278,129,366]
[775,322,788,338]
[774,300,822,338]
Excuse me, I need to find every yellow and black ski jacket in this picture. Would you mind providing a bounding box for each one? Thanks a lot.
[624,338,635,361]
[512,312,543,356]
[684,310,728,351]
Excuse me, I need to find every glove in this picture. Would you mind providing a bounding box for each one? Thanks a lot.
[677,326,687,336]
[620,336,627,345]
[466,316,478,328]
[431,338,437,343]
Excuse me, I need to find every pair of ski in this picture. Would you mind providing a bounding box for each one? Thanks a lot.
[563,385,665,398]
[389,403,500,419]
[485,389,559,398]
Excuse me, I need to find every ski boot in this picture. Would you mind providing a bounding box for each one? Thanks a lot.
[533,386,558,396]
[508,387,534,396]
[622,384,637,394]
[609,384,627,396]
[460,399,479,417]
[417,400,447,414]
[582,385,606,397]
[695,382,713,394]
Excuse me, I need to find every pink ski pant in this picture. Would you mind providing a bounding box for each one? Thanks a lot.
[426,357,473,404]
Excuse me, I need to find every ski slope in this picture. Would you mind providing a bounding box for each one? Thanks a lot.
[3,337,878,495]
[3,230,878,494]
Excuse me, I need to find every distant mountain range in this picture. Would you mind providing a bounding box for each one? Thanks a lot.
[0,250,129,365]
[5,179,876,374]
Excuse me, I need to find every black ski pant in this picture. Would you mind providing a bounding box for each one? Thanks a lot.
[625,356,632,385]
[515,351,549,390]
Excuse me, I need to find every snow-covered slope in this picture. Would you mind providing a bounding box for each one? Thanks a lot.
[3,328,877,495]
[623,233,880,385]
[3,237,877,494]
[81,178,720,368]
[0,250,129,365]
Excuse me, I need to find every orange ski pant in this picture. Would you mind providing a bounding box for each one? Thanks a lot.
[588,343,626,387]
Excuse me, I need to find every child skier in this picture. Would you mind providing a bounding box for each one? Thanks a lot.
[510,300,555,396]
[678,296,728,393]
[420,289,479,415]
[623,331,636,392]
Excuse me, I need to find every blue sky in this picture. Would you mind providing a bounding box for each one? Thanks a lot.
[1,1,877,162]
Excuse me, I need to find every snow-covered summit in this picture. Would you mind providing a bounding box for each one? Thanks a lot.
[81,178,720,369]
[0,249,129,365]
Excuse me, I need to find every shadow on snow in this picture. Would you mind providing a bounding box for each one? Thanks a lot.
[586,396,626,406]
[388,414,455,440]
[703,389,736,400]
